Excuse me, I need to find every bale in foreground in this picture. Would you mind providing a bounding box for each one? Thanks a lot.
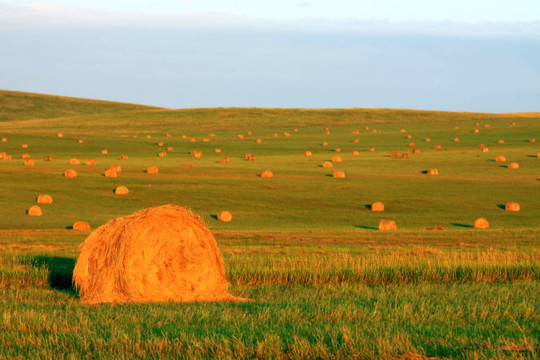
[73,204,243,304]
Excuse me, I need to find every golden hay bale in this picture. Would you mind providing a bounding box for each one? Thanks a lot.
[334,148,341,152]
[37,194,53,204]
[322,161,333,168]
[110,164,122,173]
[115,186,129,195]
[167,146,174,151]
[3,154,11,160]
[247,155,256,161]
[27,205,42,216]
[57,133,63,138]
[505,202,520,212]
[498,139,504,144]
[379,219,396,231]
[507,162,519,169]
[244,153,252,159]
[157,142,164,146]
[120,155,128,160]
[537,152,540,158]
[371,202,384,211]
[304,151,312,157]
[104,169,117,177]
[474,217,489,229]
[69,158,80,165]
[22,144,28,148]
[474,129,479,133]
[407,135,412,139]
[158,151,167,157]
[333,171,345,178]
[283,132,290,137]
[530,138,536,143]
[146,135,152,139]
[101,149,108,155]
[390,151,399,157]
[427,168,438,175]
[322,142,328,146]
[294,128,298,132]
[237,134,244,139]
[256,138,262,143]
[495,156,506,162]
[261,170,273,178]
[481,148,489,152]
[400,129,406,133]
[45,156,53,161]
[426,225,444,231]
[146,166,159,174]
[412,149,421,154]
[353,139,360,143]
[484,124,490,128]
[453,138,459,142]
[24,159,35,166]
[220,157,230,163]
[166,133,172,138]
[64,169,77,178]
[273,133,278,137]
[73,221,91,231]
[78,139,84,144]
[352,130,359,134]
[22,153,31,159]
[401,153,410,159]
[182,135,187,139]
[425,138,431,142]
[510,122,515,126]
[352,150,359,155]
[332,156,342,163]
[1,138,6,142]
[365,126,369,130]
[218,210,233,222]
[203,138,210,142]
[434,145,442,150]
[85,160,96,166]
[215,148,222,153]
[475,122,480,126]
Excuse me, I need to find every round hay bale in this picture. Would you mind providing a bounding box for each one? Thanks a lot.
[407,135,412,139]
[215,148,222,153]
[182,135,187,139]
[27,205,42,216]
[434,145,442,150]
[474,217,489,229]
[379,219,396,231]
[390,151,398,157]
[203,138,210,143]
[371,202,384,212]
[146,166,159,174]
[24,159,34,166]
[409,142,415,147]
[537,152,540,158]
[120,155,128,160]
[474,129,479,133]
[110,165,122,173]
[73,221,91,231]
[1,138,6,142]
[220,157,229,163]
[331,156,342,163]
[78,139,84,144]
[369,147,375,152]
[261,170,273,178]
[334,148,341,152]
[36,194,53,204]
[508,162,519,169]
[64,169,77,178]
[353,139,359,143]
[495,156,506,162]
[146,135,152,139]
[157,142,164,147]
[322,161,333,168]
[425,138,431,142]
[453,138,459,142]
[57,133,63,138]
[104,169,117,177]
[85,159,96,166]
[484,124,490,128]
[256,138,262,143]
[69,158,80,165]
[21,144,28,148]
[167,146,174,151]
[304,151,312,157]
[481,148,489,152]
[333,171,345,178]
[237,134,244,139]
[498,139,504,144]
[400,129,406,133]
[530,138,536,143]
[273,133,278,137]
[505,202,520,212]
[22,153,30,159]
[115,186,129,195]
[294,128,298,132]
[412,149,421,154]
[352,150,359,155]
[218,211,233,222]
[322,142,328,147]
[158,151,167,157]
[45,156,53,161]
[3,154,11,160]
[426,226,444,231]
[166,133,172,138]
[101,149,108,155]
[401,153,410,159]
[510,122,515,126]
[427,168,438,175]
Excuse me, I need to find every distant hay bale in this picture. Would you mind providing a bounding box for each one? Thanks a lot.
[412,149,420,154]
[505,202,520,212]
[481,148,489,152]
[333,171,345,178]
[434,145,442,150]
[64,169,77,178]
[166,133,172,138]
[475,122,480,126]
[85,160,96,166]
[73,221,91,231]
[22,153,30,159]
[484,124,490,128]
[101,149,108,155]
[45,156,53,161]
[453,138,459,142]
[110,164,122,172]
[369,147,375,152]
[510,122,515,126]
[294,128,298,132]
[27,205,42,216]
[371,202,384,212]
[218,211,233,222]
[409,142,415,147]
[220,157,229,163]
[426,226,444,231]
[425,138,431,142]
[427,169,438,175]
[57,133,63,138]
[261,170,273,178]
[157,142,164,147]
[215,148,222,153]
[37,194,53,204]
[167,146,173,151]
[146,135,152,139]
[22,144,28,148]
[274,133,278,137]
[474,129,479,133]
[104,169,117,177]
[115,186,129,195]
[69,158,80,165]
[120,155,128,160]
[304,151,312,157]
[3,154,11,160]
[400,129,406,133]
[24,159,35,166]
[352,130,359,134]
[1,138,6,142]
[146,166,159,174]
[474,217,489,229]
[247,155,256,161]
[331,156,342,163]
[530,138,536,143]
[182,135,187,139]
[322,161,333,168]
[495,156,506,162]
[237,134,244,139]
[401,153,410,159]
[390,151,398,157]
[537,152,540,158]
[158,151,167,157]
[78,139,84,144]
[322,142,328,146]
[353,139,359,143]
[193,151,202,158]
[379,219,396,231]
[498,140,504,144]
[334,148,341,152]
[72,205,243,304]
[365,126,369,131]
[407,135,412,139]
[352,150,359,155]
[507,162,519,169]
[244,153,252,160]
[479,144,485,148]
[283,132,290,137]
[203,138,210,142]
[256,138,262,143]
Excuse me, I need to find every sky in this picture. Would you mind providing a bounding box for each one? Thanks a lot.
[1,1,539,112]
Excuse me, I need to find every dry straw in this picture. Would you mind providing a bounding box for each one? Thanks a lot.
[218,211,232,222]
[73,205,244,303]
[64,169,77,178]
[27,205,42,216]
[115,186,129,195]
[333,171,345,178]
[24,159,34,166]
[85,160,96,166]
[146,166,159,174]
[261,170,273,178]
[331,156,342,163]
[36,194,53,204]
[73,221,91,231]
[104,169,117,177]
[495,156,506,162]
[379,219,396,231]
[508,162,519,169]
[69,158,80,165]
[322,161,333,168]
[474,218,489,229]
[505,202,520,212]
[427,169,438,175]
[371,202,384,212]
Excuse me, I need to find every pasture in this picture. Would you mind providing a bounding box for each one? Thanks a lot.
[0,90,538,359]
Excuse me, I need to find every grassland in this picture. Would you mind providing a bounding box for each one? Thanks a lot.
[0,90,538,359]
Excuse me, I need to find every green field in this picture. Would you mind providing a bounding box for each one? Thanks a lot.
[0,90,538,359]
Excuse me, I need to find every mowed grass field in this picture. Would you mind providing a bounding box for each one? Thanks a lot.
[0,90,538,359]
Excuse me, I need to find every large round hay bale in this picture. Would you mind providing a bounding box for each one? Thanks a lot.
[379,219,396,231]
[508,162,519,169]
[498,139,504,144]
[73,205,241,303]
[22,153,30,159]
[333,171,345,178]
[69,158,80,165]
[474,217,489,229]
[158,151,167,157]
[24,159,34,166]
[85,159,96,166]
[45,156,53,161]
[27,205,42,216]
[120,155,128,160]
[495,156,506,162]
[331,156,342,163]
[217,211,232,222]
[371,202,384,211]
[21,144,28,148]
[412,149,421,154]
[64,169,77,178]
[57,133,63,137]
[261,170,273,178]
[304,151,312,157]
[220,157,229,163]
[505,202,520,212]
[104,169,117,177]
[101,149,108,155]
[1,138,6,142]
[36,194,53,204]
[73,221,91,231]
[427,168,438,175]
[110,164,122,172]
[146,166,159,174]
[115,186,129,195]
[322,161,333,168]
[481,148,489,152]
[352,150,359,155]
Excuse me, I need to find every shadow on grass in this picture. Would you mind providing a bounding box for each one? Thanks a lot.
[497,204,506,210]
[355,225,378,230]
[24,256,77,297]
[364,204,372,210]
[210,214,218,220]
[451,223,474,228]
[527,155,539,158]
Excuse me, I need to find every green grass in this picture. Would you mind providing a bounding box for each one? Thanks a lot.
[0,91,539,359]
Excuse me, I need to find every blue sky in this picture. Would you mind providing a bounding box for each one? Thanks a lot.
[1,1,539,111]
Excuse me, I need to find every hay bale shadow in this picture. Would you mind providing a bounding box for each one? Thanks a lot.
[364,204,372,210]
[355,225,378,230]
[497,204,506,210]
[527,155,538,158]
[421,170,428,174]
[210,214,218,220]
[23,256,77,296]
[451,223,474,228]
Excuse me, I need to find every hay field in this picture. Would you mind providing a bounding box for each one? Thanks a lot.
[0,90,538,359]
